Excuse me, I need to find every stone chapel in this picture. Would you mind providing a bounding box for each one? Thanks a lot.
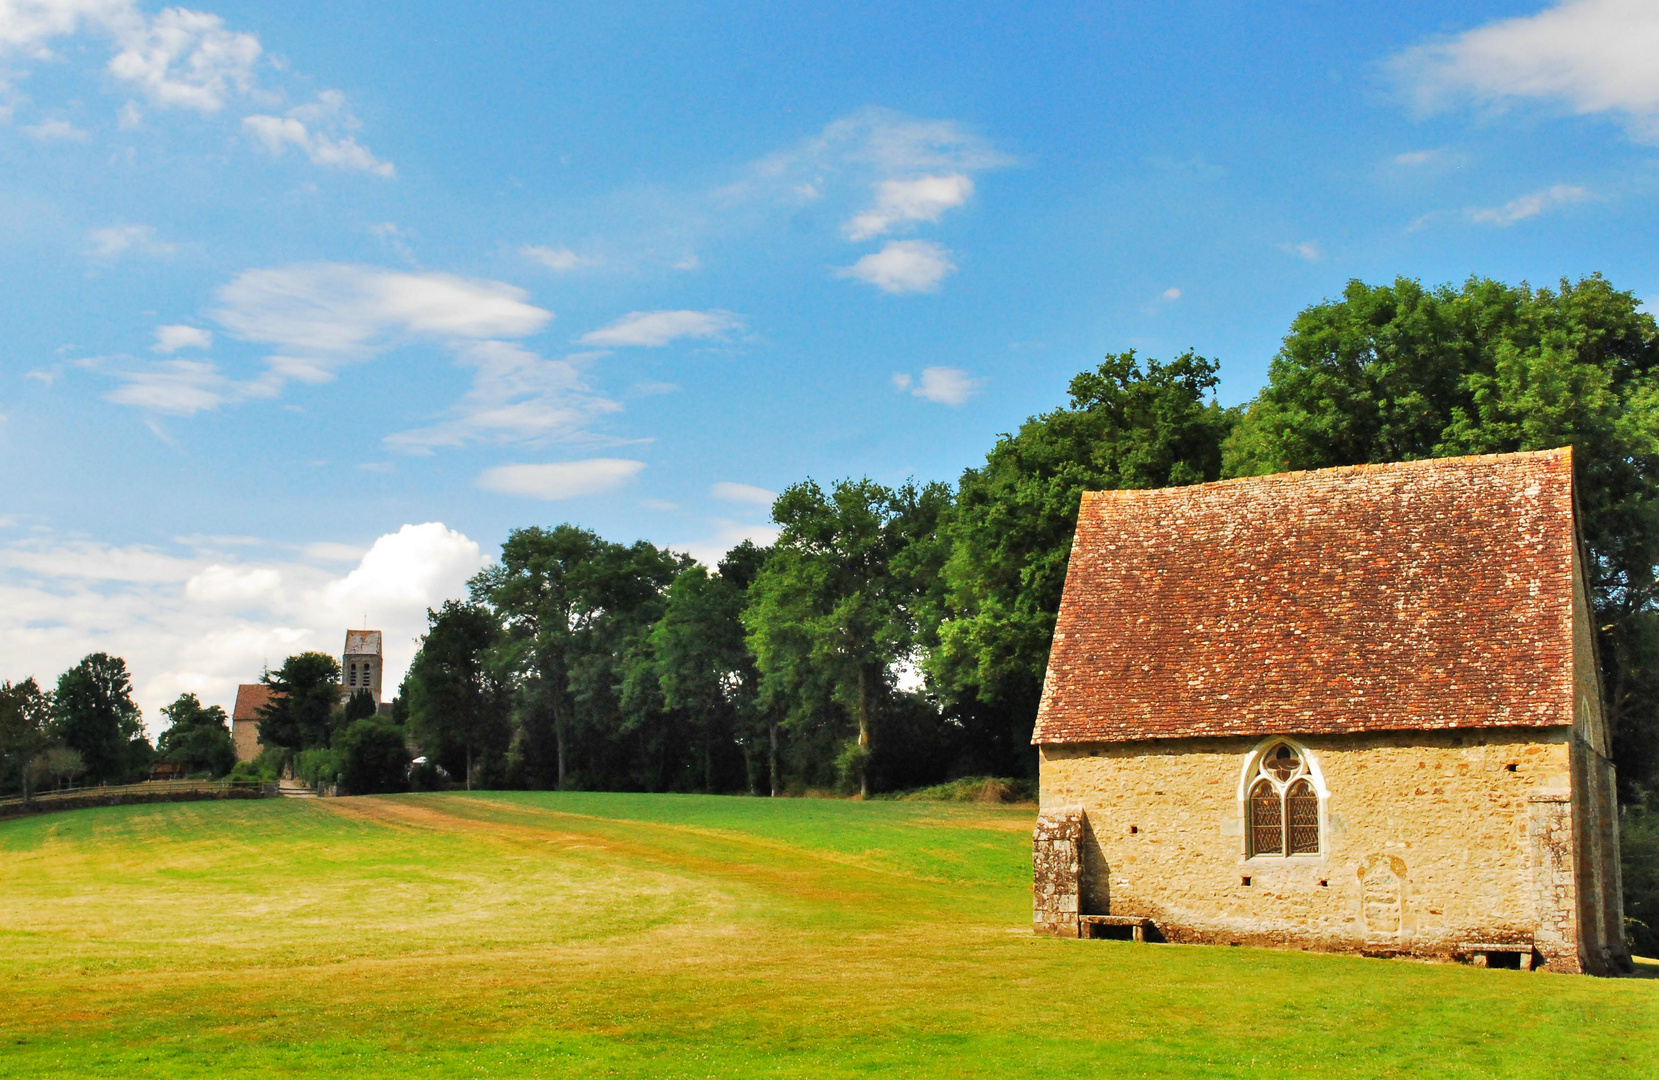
[229,629,385,763]
[1031,448,1630,975]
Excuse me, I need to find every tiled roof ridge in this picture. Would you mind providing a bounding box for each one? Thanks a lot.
[1083,446,1571,503]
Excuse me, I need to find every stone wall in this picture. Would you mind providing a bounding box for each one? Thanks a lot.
[231,718,261,763]
[1038,727,1597,971]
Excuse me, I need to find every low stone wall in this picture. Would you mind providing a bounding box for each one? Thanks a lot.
[0,783,274,820]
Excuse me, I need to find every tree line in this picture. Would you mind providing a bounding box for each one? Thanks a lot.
[6,273,1659,810]
[0,654,239,798]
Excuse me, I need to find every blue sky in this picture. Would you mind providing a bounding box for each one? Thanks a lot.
[3,0,1657,723]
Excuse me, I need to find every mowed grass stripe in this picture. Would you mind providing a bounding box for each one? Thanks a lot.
[0,793,1654,1078]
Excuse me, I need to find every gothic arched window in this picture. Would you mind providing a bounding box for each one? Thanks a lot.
[349,663,357,686]
[1246,743,1321,857]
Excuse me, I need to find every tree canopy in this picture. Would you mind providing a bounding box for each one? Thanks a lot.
[156,693,236,777]
[50,653,149,784]
[257,652,343,751]
[1224,274,1659,790]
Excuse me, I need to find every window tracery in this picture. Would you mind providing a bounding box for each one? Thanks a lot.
[1246,742,1321,857]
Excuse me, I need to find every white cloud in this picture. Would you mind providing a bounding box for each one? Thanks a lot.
[477,458,646,500]
[710,481,776,507]
[1160,287,1182,301]
[23,118,89,141]
[894,366,981,406]
[0,4,388,169]
[521,245,587,271]
[729,107,1013,203]
[243,97,393,178]
[107,7,260,112]
[211,263,551,374]
[1469,183,1591,224]
[103,357,276,415]
[384,340,619,454]
[0,522,487,729]
[843,173,974,240]
[1393,149,1441,166]
[836,240,956,294]
[88,223,174,257]
[1392,0,1659,140]
[579,309,744,347]
[152,324,212,352]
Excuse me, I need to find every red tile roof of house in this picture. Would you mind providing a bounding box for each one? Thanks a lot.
[232,683,275,722]
[1033,448,1578,745]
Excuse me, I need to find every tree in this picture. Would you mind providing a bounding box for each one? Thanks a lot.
[405,600,509,790]
[50,653,148,784]
[257,652,343,751]
[471,526,685,790]
[334,717,410,795]
[745,478,950,796]
[155,693,236,777]
[930,351,1236,774]
[650,558,757,794]
[1224,275,1659,791]
[0,679,50,800]
[344,688,378,723]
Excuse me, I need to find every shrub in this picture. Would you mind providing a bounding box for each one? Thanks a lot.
[1625,791,1659,959]
[335,718,410,795]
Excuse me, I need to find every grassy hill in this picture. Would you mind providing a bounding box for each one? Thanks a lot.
[1,793,1654,1078]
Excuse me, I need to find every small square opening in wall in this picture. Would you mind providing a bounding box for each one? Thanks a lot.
[1241,876,1252,887]
[1128,825,1138,834]
[1319,879,1328,887]
[1505,763,1519,772]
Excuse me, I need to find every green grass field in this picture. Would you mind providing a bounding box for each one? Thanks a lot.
[2,793,1655,1078]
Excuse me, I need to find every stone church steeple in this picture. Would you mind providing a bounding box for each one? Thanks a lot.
[342,629,384,703]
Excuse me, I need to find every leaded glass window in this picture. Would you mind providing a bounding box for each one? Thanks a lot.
[1245,742,1321,857]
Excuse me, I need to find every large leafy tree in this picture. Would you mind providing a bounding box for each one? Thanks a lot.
[257,652,343,751]
[155,693,236,777]
[929,351,1237,774]
[405,600,509,789]
[647,543,769,794]
[51,653,149,783]
[472,526,686,789]
[0,679,50,800]
[1224,274,1659,790]
[745,478,950,796]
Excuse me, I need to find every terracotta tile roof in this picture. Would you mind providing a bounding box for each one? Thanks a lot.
[344,629,382,656]
[232,683,275,722]
[1033,448,1578,745]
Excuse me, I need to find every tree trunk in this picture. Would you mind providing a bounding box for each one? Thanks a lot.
[857,664,871,799]
[703,736,713,794]
[466,742,473,792]
[768,720,779,798]
[555,718,567,791]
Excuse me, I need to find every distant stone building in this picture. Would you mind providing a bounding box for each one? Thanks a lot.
[228,629,386,763]
[341,629,384,704]
[1032,448,1630,975]
[231,683,273,764]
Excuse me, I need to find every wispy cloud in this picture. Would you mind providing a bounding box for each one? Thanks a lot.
[384,341,618,454]
[710,481,776,507]
[579,309,743,347]
[837,240,956,294]
[892,366,981,406]
[23,118,89,141]
[243,92,393,177]
[521,245,590,271]
[1469,183,1591,224]
[1278,240,1322,261]
[1391,0,1659,141]
[89,223,175,258]
[476,458,645,500]
[152,325,212,353]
